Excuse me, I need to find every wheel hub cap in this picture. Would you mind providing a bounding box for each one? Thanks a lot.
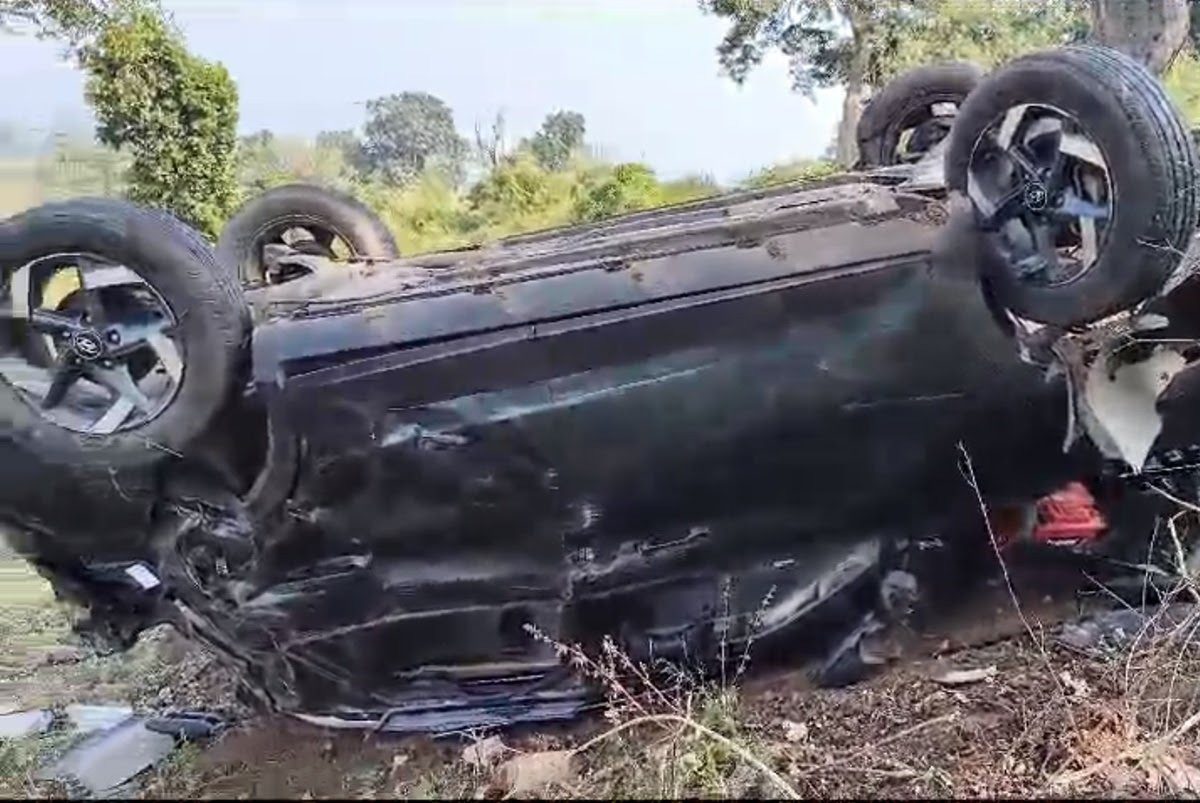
[1022,182,1049,211]
[69,329,106,361]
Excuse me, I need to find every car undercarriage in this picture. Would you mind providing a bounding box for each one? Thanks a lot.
[4,44,1200,733]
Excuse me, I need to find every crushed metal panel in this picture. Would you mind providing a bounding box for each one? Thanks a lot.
[1079,345,1187,470]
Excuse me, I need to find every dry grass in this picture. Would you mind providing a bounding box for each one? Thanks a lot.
[7,483,1200,799]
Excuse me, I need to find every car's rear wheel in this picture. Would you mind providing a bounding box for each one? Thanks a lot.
[946,45,1200,326]
[0,199,248,470]
[218,184,399,286]
[857,62,984,168]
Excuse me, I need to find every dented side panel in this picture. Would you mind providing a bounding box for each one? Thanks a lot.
[240,254,1087,709]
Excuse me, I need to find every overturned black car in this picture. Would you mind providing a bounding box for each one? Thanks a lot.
[3,46,1200,732]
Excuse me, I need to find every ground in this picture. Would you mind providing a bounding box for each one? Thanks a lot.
[3,554,1200,799]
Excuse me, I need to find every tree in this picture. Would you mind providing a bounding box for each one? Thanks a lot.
[81,8,238,237]
[702,0,1085,166]
[361,92,467,186]
[1091,0,1188,74]
[703,0,922,166]
[473,110,508,171]
[0,0,116,43]
[3,1,239,237]
[528,110,586,171]
[871,1,1087,79]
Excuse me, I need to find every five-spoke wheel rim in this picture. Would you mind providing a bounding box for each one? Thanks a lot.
[0,253,184,435]
[254,217,356,285]
[967,103,1113,288]
[894,100,959,163]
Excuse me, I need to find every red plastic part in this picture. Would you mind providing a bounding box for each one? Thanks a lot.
[1032,481,1107,543]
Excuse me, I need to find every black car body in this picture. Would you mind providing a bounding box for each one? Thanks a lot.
[4,67,1200,731]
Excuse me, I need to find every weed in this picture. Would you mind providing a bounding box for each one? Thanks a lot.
[522,617,797,799]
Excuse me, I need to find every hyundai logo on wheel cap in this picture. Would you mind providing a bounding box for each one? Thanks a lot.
[1023,182,1048,211]
[70,330,105,361]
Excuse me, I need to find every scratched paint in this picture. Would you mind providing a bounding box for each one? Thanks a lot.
[4,174,1200,733]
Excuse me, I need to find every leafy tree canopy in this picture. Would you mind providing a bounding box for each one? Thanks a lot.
[81,8,238,237]
[528,110,586,172]
[361,92,468,186]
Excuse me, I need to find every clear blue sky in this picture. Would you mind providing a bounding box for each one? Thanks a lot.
[0,0,844,184]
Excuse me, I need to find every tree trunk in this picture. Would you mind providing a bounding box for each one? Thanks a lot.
[1090,0,1189,76]
[836,77,864,167]
[835,6,869,168]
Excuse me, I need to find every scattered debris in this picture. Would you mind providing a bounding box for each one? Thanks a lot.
[36,720,176,795]
[781,719,809,743]
[40,646,86,666]
[1057,608,1153,654]
[1059,670,1091,701]
[495,750,575,796]
[0,708,53,738]
[930,665,998,686]
[64,704,134,736]
[1076,341,1188,471]
[461,735,507,769]
[146,710,227,741]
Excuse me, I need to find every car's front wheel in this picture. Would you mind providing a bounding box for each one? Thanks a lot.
[0,199,249,470]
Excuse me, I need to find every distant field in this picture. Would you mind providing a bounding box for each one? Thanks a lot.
[0,160,45,216]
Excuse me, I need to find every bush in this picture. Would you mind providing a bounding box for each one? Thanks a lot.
[739,159,840,190]
[82,9,238,239]
[573,162,666,222]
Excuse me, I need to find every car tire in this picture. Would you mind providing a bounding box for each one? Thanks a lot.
[946,45,1200,326]
[0,198,249,470]
[857,62,984,168]
[218,184,399,286]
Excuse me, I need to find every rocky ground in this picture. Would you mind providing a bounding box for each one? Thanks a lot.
[3,556,1200,799]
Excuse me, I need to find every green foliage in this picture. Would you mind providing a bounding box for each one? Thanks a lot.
[528,110,587,171]
[873,0,1087,79]
[81,9,238,238]
[739,158,840,189]
[703,0,1087,93]
[357,171,476,254]
[573,162,665,222]
[237,130,354,197]
[660,173,720,205]
[467,153,554,218]
[0,0,125,44]
[702,0,931,93]
[362,92,468,187]
[1165,49,1200,125]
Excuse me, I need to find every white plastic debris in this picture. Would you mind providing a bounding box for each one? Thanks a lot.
[64,704,134,736]
[0,709,53,738]
[1079,344,1186,470]
[36,719,176,795]
[461,734,507,768]
[931,665,997,686]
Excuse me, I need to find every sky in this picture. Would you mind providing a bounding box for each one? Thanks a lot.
[0,0,845,184]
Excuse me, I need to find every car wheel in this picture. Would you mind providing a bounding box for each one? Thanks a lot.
[0,199,249,470]
[857,62,984,168]
[218,184,399,286]
[946,45,1200,327]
